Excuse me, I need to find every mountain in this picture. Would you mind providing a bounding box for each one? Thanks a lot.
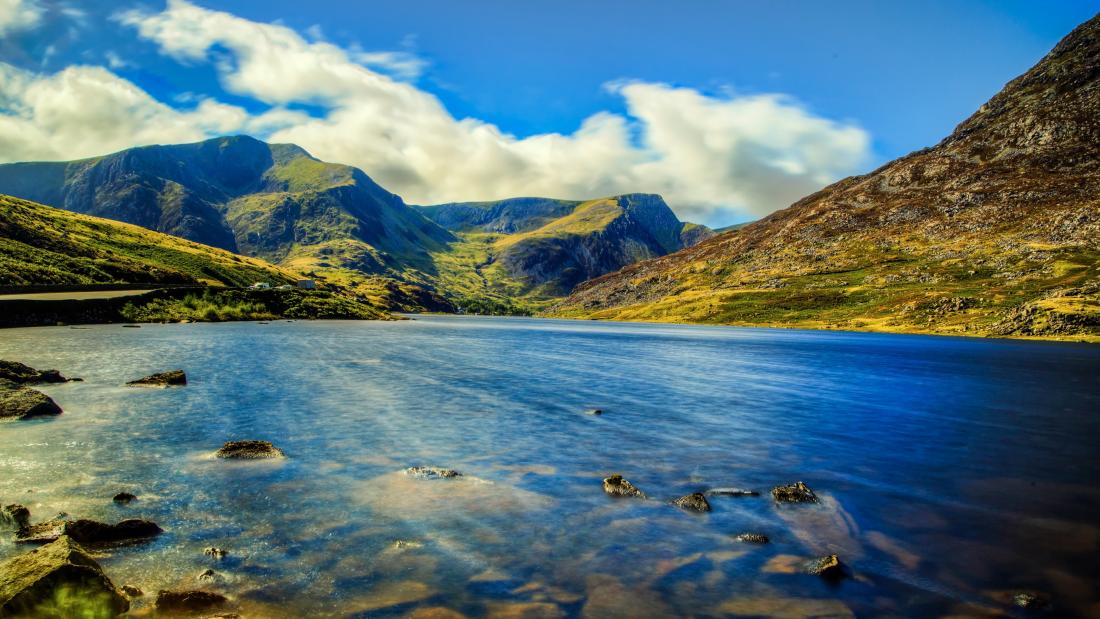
[553,14,1100,339]
[0,136,454,278]
[0,193,296,288]
[417,194,712,302]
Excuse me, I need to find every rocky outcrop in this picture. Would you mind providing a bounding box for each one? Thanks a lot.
[671,492,711,512]
[0,536,129,616]
[1,504,30,530]
[16,518,162,545]
[0,387,62,420]
[0,360,72,384]
[602,474,645,498]
[772,481,818,503]
[126,369,187,388]
[155,589,229,613]
[121,585,144,598]
[215,440,285,459]
[405,466,462,479]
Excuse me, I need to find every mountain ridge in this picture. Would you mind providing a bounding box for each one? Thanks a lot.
[552,13,1100,339]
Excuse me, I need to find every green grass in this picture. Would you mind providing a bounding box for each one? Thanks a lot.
[119,289,389,323]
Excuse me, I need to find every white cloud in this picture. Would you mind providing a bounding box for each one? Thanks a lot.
[2,0,870,223]
[0,0,43,35]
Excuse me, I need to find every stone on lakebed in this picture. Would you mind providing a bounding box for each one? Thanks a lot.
[215,440,285,459]
[672,492,712,512]
[603,474,645,498]
[771,481,818,503]
[0,387,62,420]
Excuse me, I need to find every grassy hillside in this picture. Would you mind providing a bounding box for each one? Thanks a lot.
[551,15,1100,341]
[416,194,705,310]
[0,194,296,287]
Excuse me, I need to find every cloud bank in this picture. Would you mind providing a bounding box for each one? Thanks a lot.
[0,0,870,222]
[0,0,42,35]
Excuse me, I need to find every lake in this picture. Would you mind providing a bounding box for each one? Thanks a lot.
[1,316,1098,617]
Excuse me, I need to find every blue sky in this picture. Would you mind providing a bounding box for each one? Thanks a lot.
[1,1,1097,225]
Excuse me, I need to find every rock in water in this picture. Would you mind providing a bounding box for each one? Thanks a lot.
[1013,592,1050,609]
[705,487,759,497]
[672,492,712,512]
[121,585,144,598]
[405,466,462,478]
[155,590,228,613]
[204,547,228,560]
[806,554,847,579]
[584,409,603,416]
[603,474,645,498]
[215,440,285,459]
[16,518,162,545]
[112,492,136,504]
[0,387,62,420]
[771,481,818,503]
[734,533,770,544]
[0,536,129,616]
[1,504,30,530]
[0,360,72,384]
[126,369,186,388]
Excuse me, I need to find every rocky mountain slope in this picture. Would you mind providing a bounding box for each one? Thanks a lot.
[0,136,454,279]
[417,194,713,302]
[552,14,1100,339]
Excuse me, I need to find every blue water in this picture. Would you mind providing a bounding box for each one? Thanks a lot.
[1,316,1098,617]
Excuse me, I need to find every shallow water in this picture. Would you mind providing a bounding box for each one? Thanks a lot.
[1,316,1098,617]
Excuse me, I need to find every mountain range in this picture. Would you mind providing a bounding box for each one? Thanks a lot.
[552,13,1100,339]
[1,14,1097,338]
[0,138,707,311]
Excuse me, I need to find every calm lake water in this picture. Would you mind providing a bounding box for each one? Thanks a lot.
[1,316,1098,617]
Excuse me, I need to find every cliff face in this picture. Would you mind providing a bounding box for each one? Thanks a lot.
[553,14,1100,338]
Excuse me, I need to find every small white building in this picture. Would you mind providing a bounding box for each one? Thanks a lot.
[296,279,316,289]
[249,282,271,290]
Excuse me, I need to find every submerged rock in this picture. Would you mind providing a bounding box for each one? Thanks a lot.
[126,369,186,388]
[584,408,604,416]
[806,554,847,579]
[204,547,228,559]
[734,533,770,544]
[1,504,30,530]
[772,481,818,503]
[405,466,462,479]
[0,387,62,420]
[1013,592,1050,609]
[197,568,222,583]
[155,590,228,613]
[215,440,285,459]
[112,492,136,504]
[672,492,712,512]
[603,474,645,498]
[121,585,144,598]
[0,360,72,384]
[0,536,129,616]
[16,518,162,545]
[705,487,760,497]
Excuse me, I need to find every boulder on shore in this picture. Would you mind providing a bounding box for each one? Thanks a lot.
[155,589,228,613]
[0,360,72,384]
[405,466,462,479]
[672,492,712,512]
[0,536,129,616]
[16,518,162,545]
[0,387,62,420]
[215,440,285,459]
[771,481,818,503]
[126,369,186,388]
[1,504,30,530]
[603,474,645,498]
